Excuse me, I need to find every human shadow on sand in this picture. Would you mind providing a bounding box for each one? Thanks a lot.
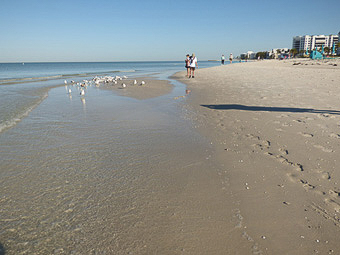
[201,104,340,115]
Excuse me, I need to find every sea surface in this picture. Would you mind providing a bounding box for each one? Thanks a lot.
[0,61,227,254]
[0,61,220,133]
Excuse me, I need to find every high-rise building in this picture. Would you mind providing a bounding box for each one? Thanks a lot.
[338,32,340,55]
[292,34,338,52]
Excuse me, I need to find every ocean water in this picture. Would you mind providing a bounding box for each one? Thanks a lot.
[0,61,220,133]
[0,61,230,254]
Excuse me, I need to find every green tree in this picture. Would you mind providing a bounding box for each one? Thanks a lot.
[290,48,298,57]
[256,52,267,59]
[324,47,330,55]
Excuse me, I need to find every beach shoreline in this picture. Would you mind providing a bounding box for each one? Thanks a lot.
[0,64,236,254]
[1,59,340,254]
[172,58,340,254]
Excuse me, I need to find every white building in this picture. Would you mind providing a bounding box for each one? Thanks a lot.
[338,32,340,55]
[240,51,256,59]
[292,34,338,52]
[267,48,290,58]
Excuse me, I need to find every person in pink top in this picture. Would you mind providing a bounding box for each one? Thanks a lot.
[185,54,191,77]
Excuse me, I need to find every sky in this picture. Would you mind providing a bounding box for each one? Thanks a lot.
[0,0,339,62]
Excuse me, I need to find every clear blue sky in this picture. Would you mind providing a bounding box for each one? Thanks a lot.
[1,0,339,62]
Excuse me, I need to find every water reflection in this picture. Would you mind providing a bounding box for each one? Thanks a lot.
[80,97,86,114]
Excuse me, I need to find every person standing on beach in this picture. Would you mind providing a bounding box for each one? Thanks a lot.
[185,54,191,77]
[189,53,198,78]
[221,54,225,65]
[229,53,233,64]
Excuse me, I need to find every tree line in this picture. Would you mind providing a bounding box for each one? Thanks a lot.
[246,43,340,60]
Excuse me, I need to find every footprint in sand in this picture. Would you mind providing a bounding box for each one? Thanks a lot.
[264,152,303,171]
[315,170,331,180]
[324,198,340,213]
[245,134,270,147]
[317,113,336,119]
[324,191,340,212]
[328,189,340,199]
[299,179,316,190]
[293,119,306,124]
[279,148,288,155]
[298,132,314,138]
[313,144,334,153]
[252,144,266,151]
[329,133,340,139]
[233,209,244,228]
[276,114,290,118]
[310,203,340,226]
[287,173,316,191]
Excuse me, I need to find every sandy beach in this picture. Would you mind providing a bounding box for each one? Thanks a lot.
[1,59,340,254]
[172,58,340,254]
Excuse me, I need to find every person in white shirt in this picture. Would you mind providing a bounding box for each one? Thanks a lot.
[189,53,198,78]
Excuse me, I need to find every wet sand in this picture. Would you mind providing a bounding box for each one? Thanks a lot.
[0,77,243,254]
[100,78,174,100]
[173,58,340,254]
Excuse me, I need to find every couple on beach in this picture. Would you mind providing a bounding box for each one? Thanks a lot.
[185,54,198,78]
[221,53,233,64]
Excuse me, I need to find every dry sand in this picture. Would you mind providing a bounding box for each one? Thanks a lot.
[100,78,173,100]
[172,58,340,254]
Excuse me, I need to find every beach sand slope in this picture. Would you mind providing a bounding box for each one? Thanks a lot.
[173,59,340,254]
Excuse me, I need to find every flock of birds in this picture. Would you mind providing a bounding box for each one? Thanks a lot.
[64,75,146,96]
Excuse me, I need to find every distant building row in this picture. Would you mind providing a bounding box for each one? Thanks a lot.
[292,33,339,53]
[240,48,290,59]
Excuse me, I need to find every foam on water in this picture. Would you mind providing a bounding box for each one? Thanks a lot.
[0,91,48,133]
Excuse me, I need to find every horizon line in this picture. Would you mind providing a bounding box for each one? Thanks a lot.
[0,60,223,64]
